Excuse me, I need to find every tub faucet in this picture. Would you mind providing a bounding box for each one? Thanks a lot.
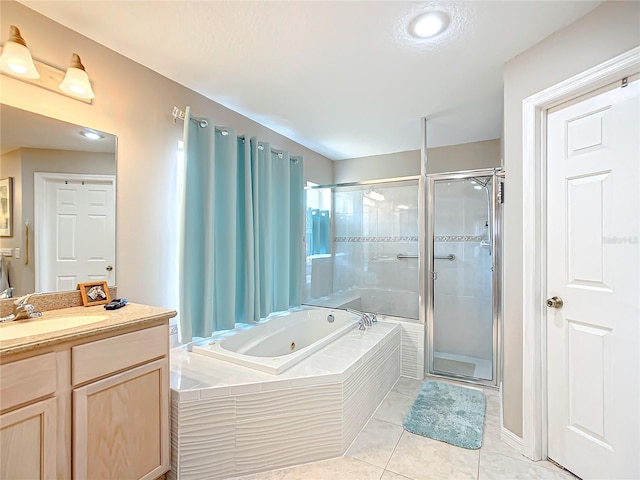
[13,293,42,321]
[345,308,373,329]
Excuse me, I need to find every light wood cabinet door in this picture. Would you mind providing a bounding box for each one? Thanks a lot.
[73,358,169,480]
[0,397,57,480]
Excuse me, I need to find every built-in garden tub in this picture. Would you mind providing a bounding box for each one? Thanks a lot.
[191,308,358,374]
[169,306,402,480]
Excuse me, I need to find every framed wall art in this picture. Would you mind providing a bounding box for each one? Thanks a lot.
[0,177,13,237]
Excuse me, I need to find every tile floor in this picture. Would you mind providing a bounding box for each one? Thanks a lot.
[234,377,577,480]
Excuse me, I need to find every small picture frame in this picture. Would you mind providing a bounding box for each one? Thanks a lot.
[78,281,111,306]
[0,177,13,237]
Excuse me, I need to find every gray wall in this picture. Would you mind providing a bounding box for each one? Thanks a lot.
[502,0,640,437]
[333,139,501,184]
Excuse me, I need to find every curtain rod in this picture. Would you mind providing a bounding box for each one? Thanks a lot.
[172,106,208,128]
[173,107,299,162]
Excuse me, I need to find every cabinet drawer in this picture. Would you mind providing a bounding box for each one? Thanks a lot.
[0,353,56,412]
[72,325,167,385]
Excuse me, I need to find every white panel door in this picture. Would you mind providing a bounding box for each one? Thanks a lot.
[546,77,639,479]
[40,175,115,292]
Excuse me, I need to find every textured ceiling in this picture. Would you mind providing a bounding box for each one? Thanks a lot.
[20,1,601,160]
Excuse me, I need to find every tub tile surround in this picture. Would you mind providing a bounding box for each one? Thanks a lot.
[169,321,401,479]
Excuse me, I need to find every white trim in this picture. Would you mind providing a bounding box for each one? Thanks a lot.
[501,426,523,454]
[521,46,640,461]
[34,172,116,292]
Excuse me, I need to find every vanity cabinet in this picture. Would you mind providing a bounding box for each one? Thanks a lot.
[0,306,173,480]
[71,325,169,480]
[0,352,58,480]
[0,397,57,479]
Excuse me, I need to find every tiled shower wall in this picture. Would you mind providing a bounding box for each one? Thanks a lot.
[329,182,420,319]
[433,179,493,360]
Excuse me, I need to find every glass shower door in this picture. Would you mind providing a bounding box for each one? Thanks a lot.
[429,173,497,383]
[304,179,420,320]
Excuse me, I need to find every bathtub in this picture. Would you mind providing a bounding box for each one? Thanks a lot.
[191,307,358,374]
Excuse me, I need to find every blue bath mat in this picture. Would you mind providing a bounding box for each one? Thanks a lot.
[403,380,485,449]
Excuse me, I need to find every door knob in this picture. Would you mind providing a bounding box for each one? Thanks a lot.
[106,265,113,272]
[546,296,563,309]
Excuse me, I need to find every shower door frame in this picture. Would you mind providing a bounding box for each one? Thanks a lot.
[425,167,503,388]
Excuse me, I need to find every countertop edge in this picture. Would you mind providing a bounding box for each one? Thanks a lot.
[0,305,177,357]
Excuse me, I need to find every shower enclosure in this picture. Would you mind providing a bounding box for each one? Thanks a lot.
[304,178,420,320]
[426,169,502,385]
[303,165,502,387]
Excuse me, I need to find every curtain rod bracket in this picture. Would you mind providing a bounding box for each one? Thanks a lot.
[172,106,208,128]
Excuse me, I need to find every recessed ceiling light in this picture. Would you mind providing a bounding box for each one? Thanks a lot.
[79,130,103,140]
[408,11,450,39]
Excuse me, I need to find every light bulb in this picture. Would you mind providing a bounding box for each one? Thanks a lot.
[59,53,95,99]
[0,26,39,79]
[408,11,450,39]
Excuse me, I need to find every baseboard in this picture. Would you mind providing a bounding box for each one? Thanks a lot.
[500,427,523,453]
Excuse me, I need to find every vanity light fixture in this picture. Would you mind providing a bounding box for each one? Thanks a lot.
[0,25,39,78]
[408,11,450,39]
[0,26,94,103]
[79,129,103,141]
[59,53,95,99]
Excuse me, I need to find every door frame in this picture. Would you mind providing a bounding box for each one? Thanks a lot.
[34,172,116,292]
[521,46,640,461]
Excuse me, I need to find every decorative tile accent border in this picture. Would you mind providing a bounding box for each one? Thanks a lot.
[435,235,486,242]
[334,236,418,243]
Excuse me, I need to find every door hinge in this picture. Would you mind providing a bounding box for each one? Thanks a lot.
[622,77,628,88]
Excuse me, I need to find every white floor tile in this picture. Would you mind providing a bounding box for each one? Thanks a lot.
[391,376,425,398]
[386,431,480,480]
[381,470,413,480]
[480,422,525,461]
[372,391,415,426]
[479,451,577,479]
[345,418,404,468]
[280,457,384,480]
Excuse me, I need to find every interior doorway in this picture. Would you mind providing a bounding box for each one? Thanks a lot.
[522,46,640,479]
[34,172,116,292]
[544,75,639,479]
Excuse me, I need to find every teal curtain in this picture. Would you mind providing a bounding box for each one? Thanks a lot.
[179,107,304,342]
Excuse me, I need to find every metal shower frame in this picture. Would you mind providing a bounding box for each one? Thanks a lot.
[421,119,503,388]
